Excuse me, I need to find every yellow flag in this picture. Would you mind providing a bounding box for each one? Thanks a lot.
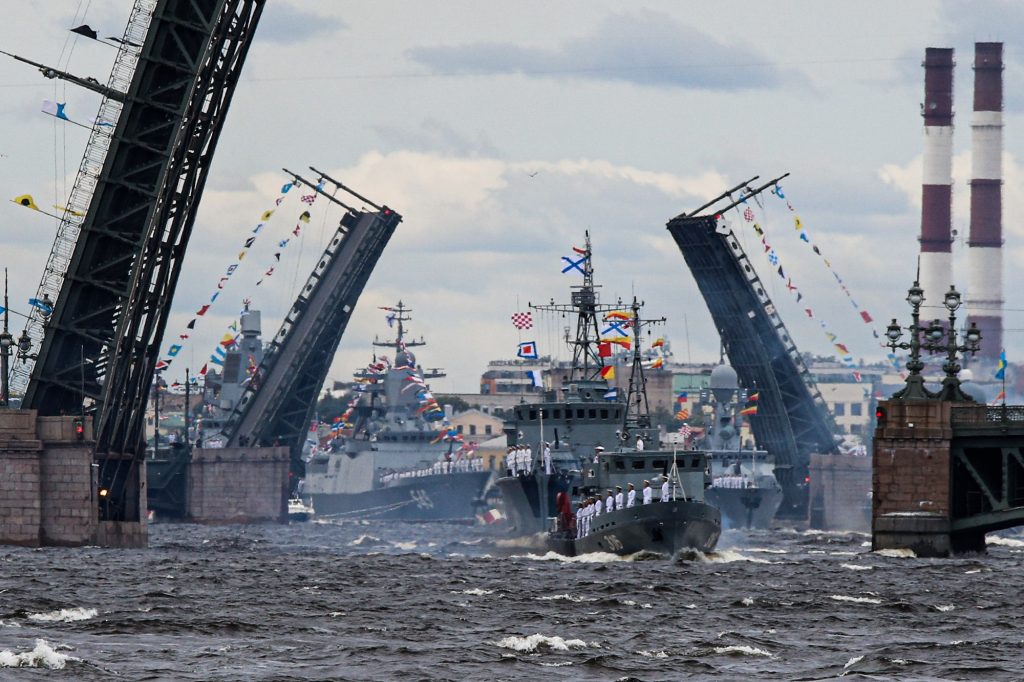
[600,366,615,380]
[238,251,247,261]
[299,210,311,224]
[12,194,39,211]
[794,216,802,230]
[53,204,85,217]
[261,209,275,221]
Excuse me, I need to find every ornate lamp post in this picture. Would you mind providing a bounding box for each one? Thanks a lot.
[886,280,936,400]
[0,269,12,408]
[921,285,982,402]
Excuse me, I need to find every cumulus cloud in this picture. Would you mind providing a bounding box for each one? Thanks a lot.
[257,2,346,45]
[406,10,808,92]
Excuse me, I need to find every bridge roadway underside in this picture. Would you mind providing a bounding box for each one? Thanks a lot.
[873,400,1024,556]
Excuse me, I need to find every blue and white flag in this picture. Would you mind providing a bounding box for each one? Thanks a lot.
[517,341,538,359]
[526,369,543,387]
[210,345,227,366]
[28,298,52,315]
[604,387,618,401]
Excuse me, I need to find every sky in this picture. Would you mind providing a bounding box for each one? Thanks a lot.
[0,1,1022,393]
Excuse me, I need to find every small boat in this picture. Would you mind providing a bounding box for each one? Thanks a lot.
[287,497,315,522]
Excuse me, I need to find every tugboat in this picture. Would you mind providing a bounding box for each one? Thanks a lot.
[699,364,783,529]
[303,302,491,521]
[497,235,720,556]
[287,496,315,522]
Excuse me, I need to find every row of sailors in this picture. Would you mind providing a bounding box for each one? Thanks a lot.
[379,457,484,486]
[505,444,553,477]
[712,475,752,489]
[575,476,672,539]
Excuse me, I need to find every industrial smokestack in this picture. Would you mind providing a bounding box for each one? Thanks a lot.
[919,48,955,311]
[967,42,1004,361]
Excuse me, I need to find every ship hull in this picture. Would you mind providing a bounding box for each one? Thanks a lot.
[547,500,721,557]
[309,471,491,521]
[706,486,783,529]
[495,471,575,535]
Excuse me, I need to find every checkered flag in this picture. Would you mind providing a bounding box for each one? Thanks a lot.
[511,312,533,330]
[678,424,692,439]
[743,207,755,222]
[300,193,316,205]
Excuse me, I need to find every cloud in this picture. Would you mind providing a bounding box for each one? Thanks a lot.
[256,3,346,45]
[371,119,500,158]
[406,10,807,92]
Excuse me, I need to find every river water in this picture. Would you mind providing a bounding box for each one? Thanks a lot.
[0,521,1021,680]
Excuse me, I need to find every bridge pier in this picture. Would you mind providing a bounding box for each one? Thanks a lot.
[872,400,960,557]
[0,408,146,548]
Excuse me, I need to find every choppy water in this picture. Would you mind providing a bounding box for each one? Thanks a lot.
[1,521,1022,680]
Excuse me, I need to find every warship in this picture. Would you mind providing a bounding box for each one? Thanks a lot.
[698,364,783,529]
[496,235,720,556]
[302,303,491,521]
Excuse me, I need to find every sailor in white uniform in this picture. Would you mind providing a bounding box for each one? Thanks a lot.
[614,486,624,511]
[525,445,533,473]
[576,503,585,539]
[642,480,652,504]
[543,443,552,475]
[626,483,637,508]
[594,495,603,517]
[661,474,670,501]
[605,489,615,513]
[635,435,644,452]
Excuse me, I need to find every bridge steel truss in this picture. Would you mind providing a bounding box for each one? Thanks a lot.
[23,0,266,519]
[221,202,403,480]
[949,405,1024,533]
[667,213,838,516]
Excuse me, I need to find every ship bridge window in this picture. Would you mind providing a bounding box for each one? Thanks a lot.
[614,409,621,419]
[553,409,562,419]
[632,460,646,470]
[516,410,524,420]
[600,409,608,419]
[691,457,700,468]
[615,460,625,471]
[576,409,585,419]
[529,410,537,420]
[588,409,596,419]
[652,460,665,471]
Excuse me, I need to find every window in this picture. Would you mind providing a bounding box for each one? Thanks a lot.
[851,403,863,416]
[576,409,585,419]
[485,425,492,435]
[632,460,646,470]
[652,460,665,471]
[588,409,597,419]
[615,460,625,471]
[469,425,477,436]
[600,409,609,419]
[553,409,562,419]
[529,410,537,420]
[457,425,464,433]
[834,403,846,416]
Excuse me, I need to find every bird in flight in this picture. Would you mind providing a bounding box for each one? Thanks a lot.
[527,171,539,178]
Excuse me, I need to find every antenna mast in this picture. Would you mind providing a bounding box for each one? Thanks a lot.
[623,297,665,430]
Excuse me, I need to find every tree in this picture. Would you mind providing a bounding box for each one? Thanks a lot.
[435,394,471,414]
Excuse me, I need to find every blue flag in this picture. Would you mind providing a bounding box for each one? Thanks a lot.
[28,298,52,314]
[604,387,618,401]
[995,349,1007,381]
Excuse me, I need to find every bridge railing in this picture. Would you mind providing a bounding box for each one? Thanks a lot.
[950,404,1024,427]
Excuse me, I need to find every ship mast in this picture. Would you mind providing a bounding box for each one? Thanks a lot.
[623,296,665,431]
[530,232,621,383]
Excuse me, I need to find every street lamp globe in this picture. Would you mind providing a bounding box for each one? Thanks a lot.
[906,282,925,307]
[16,330,31,356]
[927,319,944,342]
[0,330,11,349]
[943,286,962,312]
[886,319,902,343]
[965,323,982,348]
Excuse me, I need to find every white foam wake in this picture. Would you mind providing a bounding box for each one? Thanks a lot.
[713,644,773,657]
[841,563,873,571]
[512,551,631,563]
[27,607,97,623]
[0,640,76,669]
[830,595,882,605]
[987,535,1024,548]
[495,634,591,652]
[873,548,917,558]
[694,549,772,564]
[535,593,597,603]
[348,534,381,547]
[453,588,494,596]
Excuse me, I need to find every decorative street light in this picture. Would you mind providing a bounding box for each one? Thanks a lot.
[887,282,981,402]
[886,280,937,400]
[16,329,34,363]
[0,269,12,408]
[920,285,982,402]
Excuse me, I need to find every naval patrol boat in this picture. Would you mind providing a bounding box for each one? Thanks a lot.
[496,236,720,556]
[303,303,491,521]
[699,364,783,529]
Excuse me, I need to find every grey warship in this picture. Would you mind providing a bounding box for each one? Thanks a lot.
[496,235,720,556]
[700,363,783,529]
[303,303,491,521]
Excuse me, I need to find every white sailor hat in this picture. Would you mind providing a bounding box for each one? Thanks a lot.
[628,482,635,488]
[595,445,605,451]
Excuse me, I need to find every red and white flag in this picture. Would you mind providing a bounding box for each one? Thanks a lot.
[511,311,533,330]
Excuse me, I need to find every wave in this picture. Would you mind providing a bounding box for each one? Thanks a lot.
[746,547,788,554]
[678,548,772,564]
[512,551,631,563]
[844,654,864,669]
[873,548,917,558]
[830,595,882,605]
[987,535,1024,548]
[348,534,382,547]
[713,644,773,657]
[495,533,547,549]
[841,563,873,571]
[637,649,668,658]
[391,541,417,551]
[0,639,76,669]
[495,634,591,653]
[535,593,598,603]
[934,604,955,612]
[28,607,98,623]
[453,588,494,596]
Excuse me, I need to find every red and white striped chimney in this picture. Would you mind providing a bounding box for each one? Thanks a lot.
[967,42,1004,361]
[919,48,955,310]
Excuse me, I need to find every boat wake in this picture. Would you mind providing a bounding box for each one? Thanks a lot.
[0,640,77,669]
